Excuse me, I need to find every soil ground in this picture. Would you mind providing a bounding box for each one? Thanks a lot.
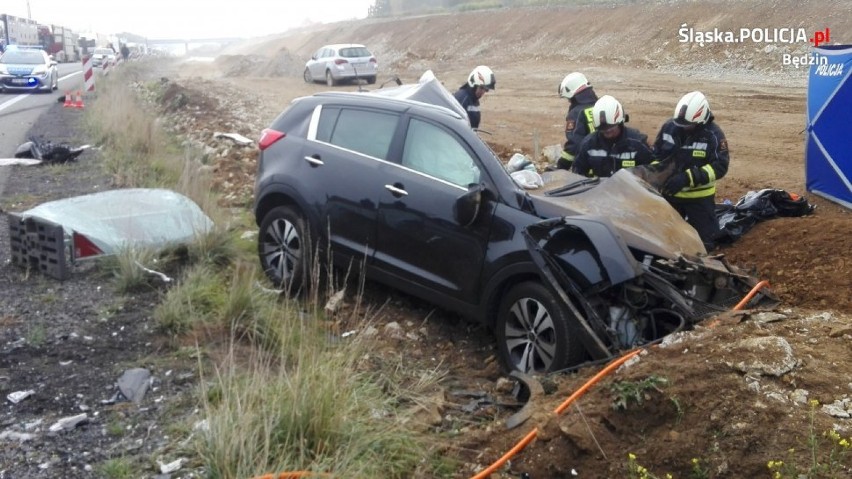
[1,2,851,478]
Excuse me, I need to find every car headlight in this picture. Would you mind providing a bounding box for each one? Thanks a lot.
[0,65,9,75]
[31,66,48,75]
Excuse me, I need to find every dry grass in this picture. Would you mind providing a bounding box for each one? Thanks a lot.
[84,63,450,478]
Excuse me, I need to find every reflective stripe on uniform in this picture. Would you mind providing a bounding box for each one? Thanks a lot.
[702,164,716,182]
[583,107,596,133]
[674,184,716,198]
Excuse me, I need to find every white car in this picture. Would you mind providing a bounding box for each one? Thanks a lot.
[304,43,378,86]
[91,48,116,68]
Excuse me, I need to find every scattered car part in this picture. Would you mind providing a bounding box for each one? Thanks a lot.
[8,189,213,280]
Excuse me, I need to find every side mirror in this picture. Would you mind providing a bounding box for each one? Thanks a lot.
[454,183,484,227]
[311,54,317,60]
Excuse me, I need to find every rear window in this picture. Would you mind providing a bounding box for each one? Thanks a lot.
[94,49,114,55]
[339,47,371,58]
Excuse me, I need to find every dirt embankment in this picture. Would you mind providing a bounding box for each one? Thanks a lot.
[218,0,851,80]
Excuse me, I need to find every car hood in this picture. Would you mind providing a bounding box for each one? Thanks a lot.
[2,63,39,75]
[527,169,707,258]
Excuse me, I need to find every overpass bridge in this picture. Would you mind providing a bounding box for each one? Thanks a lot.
[145,37,244,55]
[146,37,243,44]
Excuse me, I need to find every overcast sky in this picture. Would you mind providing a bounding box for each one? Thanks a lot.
[2,0,376,39]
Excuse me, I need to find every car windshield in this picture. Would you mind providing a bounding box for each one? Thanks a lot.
[94,49,113,56]
[339,47,371,58]
[1,51,45,64]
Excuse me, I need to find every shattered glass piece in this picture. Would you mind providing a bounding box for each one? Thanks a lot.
[117,368,153,404]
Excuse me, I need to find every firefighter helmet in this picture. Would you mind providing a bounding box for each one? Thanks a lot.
[467,65,496,90]
[673,91,710,126]
[592,95,625,128]
[558,72,590,99]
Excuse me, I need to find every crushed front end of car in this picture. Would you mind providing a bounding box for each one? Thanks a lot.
[524,219,778,364]
[523,170,779,364]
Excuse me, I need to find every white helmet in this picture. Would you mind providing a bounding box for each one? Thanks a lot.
[559,72,590,99]
[673,91,710,126]
[468,65,496,90]
[592,95,625,128]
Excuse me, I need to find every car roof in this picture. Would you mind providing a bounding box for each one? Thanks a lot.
[1,49,48,61]
[323,43,367,50]
[309,71,466,120]
[2,45,47,54]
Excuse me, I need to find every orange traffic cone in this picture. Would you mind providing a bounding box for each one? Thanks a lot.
[63,91,73,108]
[73,90,85,109]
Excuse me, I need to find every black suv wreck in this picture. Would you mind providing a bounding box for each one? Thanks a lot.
[252,72,776,374]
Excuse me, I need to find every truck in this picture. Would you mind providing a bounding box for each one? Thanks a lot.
[41,25,79,62]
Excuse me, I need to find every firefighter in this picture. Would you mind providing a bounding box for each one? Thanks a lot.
[454,65,495,130]
[572,95,655,178]
[555,72,599,170]
[654,91,730,250]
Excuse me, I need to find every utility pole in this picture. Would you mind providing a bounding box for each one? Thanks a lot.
[26,0,32,19]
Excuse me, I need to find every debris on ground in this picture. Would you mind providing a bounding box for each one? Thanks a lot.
[8,188,214,279]
[5,136,91,165]
[117,368,153,404]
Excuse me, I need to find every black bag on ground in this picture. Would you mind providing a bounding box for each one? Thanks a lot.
[716,188,816,243]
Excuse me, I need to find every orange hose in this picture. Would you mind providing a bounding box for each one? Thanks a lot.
[469,427,540,479]
[253,472,331,479]
[733,280,770,311]
[469,350,641,479]
[553,349,641,415]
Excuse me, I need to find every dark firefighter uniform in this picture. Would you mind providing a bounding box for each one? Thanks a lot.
[454,84,482,129]
[572,126,655,178]
[557,88,598,170]
[653,115,730,248]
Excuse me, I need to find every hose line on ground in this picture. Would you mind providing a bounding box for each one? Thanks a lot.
[733,280,770,311]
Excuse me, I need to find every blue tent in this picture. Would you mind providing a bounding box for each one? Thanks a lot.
[806,45,852,209]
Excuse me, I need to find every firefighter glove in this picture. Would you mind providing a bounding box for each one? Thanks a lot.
[688,166,709,186]
[662,172,691,195]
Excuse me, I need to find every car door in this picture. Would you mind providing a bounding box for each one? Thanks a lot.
[372,116,494,303]
[308,48,326,79]
[302,104,401,269]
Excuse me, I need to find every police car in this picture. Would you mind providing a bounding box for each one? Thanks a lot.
[0,45,59,93]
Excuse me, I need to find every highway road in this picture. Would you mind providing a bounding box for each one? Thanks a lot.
[0,63,85,198]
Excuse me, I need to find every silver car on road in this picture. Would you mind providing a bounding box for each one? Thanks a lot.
[304,43,378,87]
[0,47,59,93]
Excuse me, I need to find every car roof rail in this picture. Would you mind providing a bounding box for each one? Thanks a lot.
[314,91,464,119]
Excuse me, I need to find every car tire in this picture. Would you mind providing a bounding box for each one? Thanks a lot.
[303,68,312,83]
[258,205,312,294]
[496,281,585,373]
[326,70,336,87]
[366,76,376,85]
